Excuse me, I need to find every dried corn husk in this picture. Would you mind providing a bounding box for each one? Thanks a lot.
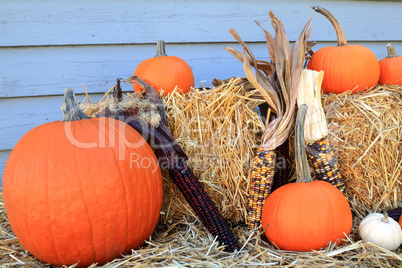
[297,69,328,144]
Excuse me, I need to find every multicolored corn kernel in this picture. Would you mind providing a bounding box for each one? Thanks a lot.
[306,137,346,194]
[271,140,289,192]
[169,160,238,252]
[247,147,276,230]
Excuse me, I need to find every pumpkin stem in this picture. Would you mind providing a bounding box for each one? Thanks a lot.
[155,39,168,57]
[386,43,399,58]
[62,88,91,122]
[382,213,389,223]
[113,78,123,105]
[311,6,348,46]
[295,104,313,183]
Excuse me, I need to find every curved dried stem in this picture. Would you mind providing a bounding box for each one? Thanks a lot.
[311,6,348,46]
[295,104,313,183]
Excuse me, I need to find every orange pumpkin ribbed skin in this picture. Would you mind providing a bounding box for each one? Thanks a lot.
[378,45,402,85]
[3,117,163,267]
[261,180,352,252]
[308,6,380,94]
[307,45,380,94]
[133,55,194,94]
[379,57,402,85]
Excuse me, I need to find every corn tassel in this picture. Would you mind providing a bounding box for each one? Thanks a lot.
[247,148,276,230]
[306,137,346,194]
[387,207,402,222]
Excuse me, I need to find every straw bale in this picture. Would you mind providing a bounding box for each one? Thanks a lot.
[161,79,265,224]
[78,82,402,220]
[322,85,402,212]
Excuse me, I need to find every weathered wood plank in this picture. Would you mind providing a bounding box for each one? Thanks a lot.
[0,150,10,186]
[1,0,401,47]
[0,42,267,97]
[0,93,106,151]
[1,41,400,98]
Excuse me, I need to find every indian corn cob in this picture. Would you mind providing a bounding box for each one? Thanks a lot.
[247,148,276,229]
[306,137,346,194]
[227,13,312,230]
[296,69,346,195]
[169,160,238,251]
[387,207,402,222]
[103,77,238,252]
[271,140,290,192]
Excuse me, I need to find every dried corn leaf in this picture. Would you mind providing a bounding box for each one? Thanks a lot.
[226,11,311,151]
[254,20,276,64]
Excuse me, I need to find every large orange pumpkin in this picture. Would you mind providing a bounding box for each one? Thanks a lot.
[379,43,402,85]
[261,104,352,252]
[3,89,163,267]
[133,39,194,94]
[307,6,380,94]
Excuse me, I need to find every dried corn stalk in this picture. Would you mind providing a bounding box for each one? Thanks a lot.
[226,12,312,230]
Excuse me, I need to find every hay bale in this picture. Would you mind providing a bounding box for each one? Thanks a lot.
[162,79,265,224]
[322,85,402,213]
[79,81,402,221]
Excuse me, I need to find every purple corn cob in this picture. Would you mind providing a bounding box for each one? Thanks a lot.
[387,207,402,222]
[102,77,239,252]
[169,161,238,251]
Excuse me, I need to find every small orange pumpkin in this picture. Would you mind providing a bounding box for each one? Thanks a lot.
[307,6,380,94]
[261,104,352,252]
[399,215,402,229]
[133,39,194,94]
[379,43,402,85]
[3,89,163,267]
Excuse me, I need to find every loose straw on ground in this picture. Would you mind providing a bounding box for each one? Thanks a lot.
[1,190,401,267]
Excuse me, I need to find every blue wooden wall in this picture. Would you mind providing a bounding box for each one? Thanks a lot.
[1,0,402,184]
